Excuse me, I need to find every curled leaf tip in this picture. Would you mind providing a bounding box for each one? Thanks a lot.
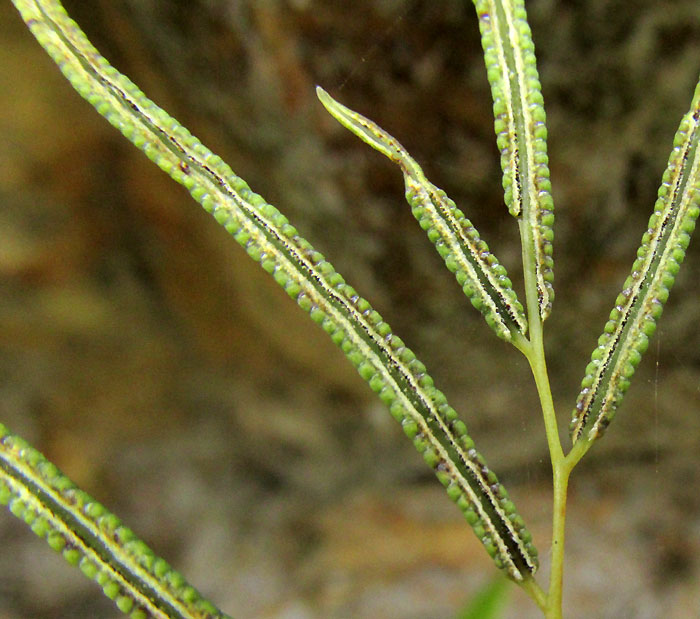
[316,86,421,177]
[12,0,538,585]
[318,88,528,341]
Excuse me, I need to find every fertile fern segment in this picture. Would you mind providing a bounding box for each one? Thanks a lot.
[317,87,528,342]
[0,424,231,619]
[11,0,539,584]
[571,85,700,444]
[472,0,554,320]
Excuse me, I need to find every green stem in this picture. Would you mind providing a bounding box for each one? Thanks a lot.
[516,218,563,466]
[545,439,590,618]
[544,459,568,619]
[523,329,566,619]
[515,217,571,619]
[519,575,548,613]
[564,437,591,470]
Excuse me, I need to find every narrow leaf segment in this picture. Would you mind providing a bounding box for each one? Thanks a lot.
[0,424,230,619]
[473,0,554,320]
[571,84,700,444]
[317,87,528,342]
[11,0,538,582]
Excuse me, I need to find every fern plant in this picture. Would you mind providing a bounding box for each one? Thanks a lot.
[4,0,700,617]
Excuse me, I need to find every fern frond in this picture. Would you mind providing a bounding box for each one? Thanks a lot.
[571,81,700,444]
[317,87,528,342]
[473,0,554,320]
[0,424,230,619]
[10,0,539,585]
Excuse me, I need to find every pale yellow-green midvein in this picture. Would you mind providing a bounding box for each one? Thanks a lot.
[488,2,523,218]
[1,468,167,619]
[571,102,700,443]
[249,226,534,578]
[317,87,528,341]
[406,176,527,336]
[490,0,550,317]
[0,428,226,619]
[12,0,538,585]
[474,0,555,320]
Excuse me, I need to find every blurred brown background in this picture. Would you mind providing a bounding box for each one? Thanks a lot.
[1,0,700,617]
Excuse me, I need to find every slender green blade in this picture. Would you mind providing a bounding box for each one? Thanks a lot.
[0,423,230,619]
[11,0,539,583]
[472,0,555,320]
[571,82,700,444]
[317,87,528,342]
